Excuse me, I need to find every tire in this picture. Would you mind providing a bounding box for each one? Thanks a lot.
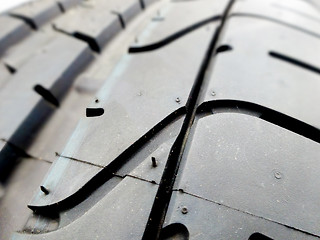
[1,0,320,239]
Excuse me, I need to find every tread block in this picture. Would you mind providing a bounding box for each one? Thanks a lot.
[16,129,176,236]
[57,0,82,11]
[2,28,56,71]
[53,3,122,51]
[0,16,31,55]
[0,141,26,182]
[0,159,50,240]
[77,0,142,26]
[27,13,219,208]
[13,178,158,240]
[204,17,320,128]
[24,89,98,162]
[111,0,142,25]
[173,113,320,236]
[10,0,61,28]
[142,0,158,8]
[0,35,93,154]
[28,115,184,210]
[131,0,228,46]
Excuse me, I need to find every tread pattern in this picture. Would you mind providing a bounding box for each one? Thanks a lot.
[2,28,56,71]
[0,34,93,149]
[166,113,320,238]
[52,2,123,52]
[0,0,320,239]
[203,15,320,127]
[28,0,222,209]
[0,0,160,238]
[10,0,61,29]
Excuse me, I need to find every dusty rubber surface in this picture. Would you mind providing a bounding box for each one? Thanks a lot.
[0,0,320,239]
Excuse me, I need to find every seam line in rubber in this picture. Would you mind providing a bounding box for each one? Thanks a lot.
[174,189,320,239]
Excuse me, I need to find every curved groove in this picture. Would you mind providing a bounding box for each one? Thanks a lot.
[128,15,222,53]
[269,51,320,75]
[230,13,320,39]
[28,107,186,213]
[197,100,320,144]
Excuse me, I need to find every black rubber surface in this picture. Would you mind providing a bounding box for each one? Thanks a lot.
[1,0,320,239]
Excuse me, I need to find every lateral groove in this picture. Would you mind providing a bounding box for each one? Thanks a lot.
[269,51,320,75]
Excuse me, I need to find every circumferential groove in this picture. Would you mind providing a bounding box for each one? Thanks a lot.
[141,1,235,239]
[86,108,104,117]
[34,84,60,107]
